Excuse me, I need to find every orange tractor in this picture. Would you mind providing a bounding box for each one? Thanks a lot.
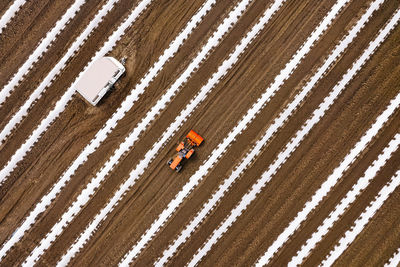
[168,130,204,172]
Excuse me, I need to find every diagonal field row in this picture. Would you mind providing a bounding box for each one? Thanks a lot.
[0,0,88,106]
[195,8,400,267]
[386,247,400,267]
[0,0,219,264]
[0,0,399,265]
[157,1,400,266]
[23,0,255,265]
[0,0,26,34]
[290,133,400,265]
[0,0,102,91]
[341,173,400,267]
[0,0,124,145]
[31,0,290,264]
[32,0,338,264]
[293,124,400,266]
[323,168,400,266]
[196,5,400,267]
[57,0,339,264]
[158,0,393,265]
[0,0,244,264]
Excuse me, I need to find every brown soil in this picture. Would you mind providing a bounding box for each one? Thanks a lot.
[0,0,399,266]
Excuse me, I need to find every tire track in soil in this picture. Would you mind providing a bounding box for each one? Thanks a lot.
[0,0,104,132]
[0,0,224,243]
[37,0,278,264]
[194,17,400,267]
[0,0,147,200]
[58,0,345,265]
[0,0,162,192]
[0,0,219,265]
[0,0,226,249]
[157,0,386,265]
[162,3,399,266]
[134,0,355,264]
[0,0,72,85]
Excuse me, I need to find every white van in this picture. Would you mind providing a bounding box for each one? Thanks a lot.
[76,57,125,105]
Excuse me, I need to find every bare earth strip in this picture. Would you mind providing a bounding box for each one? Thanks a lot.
[0,0,227,266]
[25,0,252,265]
[167,3,400,266]
[140,0,376,265]
[0,0,399,265]
[0,0,87,87]
[65,1,334,266]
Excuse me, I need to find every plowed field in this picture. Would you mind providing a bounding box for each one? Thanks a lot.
[0,0,399,266]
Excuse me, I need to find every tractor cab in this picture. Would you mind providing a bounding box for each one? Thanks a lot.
[168,130,204,172]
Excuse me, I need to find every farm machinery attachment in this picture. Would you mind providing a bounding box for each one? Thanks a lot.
[168,130,204,172]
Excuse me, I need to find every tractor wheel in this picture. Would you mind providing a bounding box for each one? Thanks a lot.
[176,165,183,172]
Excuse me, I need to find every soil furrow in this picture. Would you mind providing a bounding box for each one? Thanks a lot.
[197,22,400,267]
[0,0,76,84]
[46,0,353,265]
[0,0,398,265]
[170,2,395,264]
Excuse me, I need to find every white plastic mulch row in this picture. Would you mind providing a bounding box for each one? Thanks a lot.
[58,0,283,265]
[123,0,350,265]
[385,247,400,267]
[291,133,400,265]
[0,0,26,34]
[24,0,251,265]
[256,9,400,266]
[0,0,122,144]
[0,0,152,261]
[321,169,400,266]
[157,0,385,264]
[0,0,152,182]
[0,0,86,106]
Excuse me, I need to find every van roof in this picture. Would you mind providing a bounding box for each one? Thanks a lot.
[76,57,123,104]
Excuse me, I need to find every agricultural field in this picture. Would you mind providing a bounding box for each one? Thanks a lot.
[0,0,399,266]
